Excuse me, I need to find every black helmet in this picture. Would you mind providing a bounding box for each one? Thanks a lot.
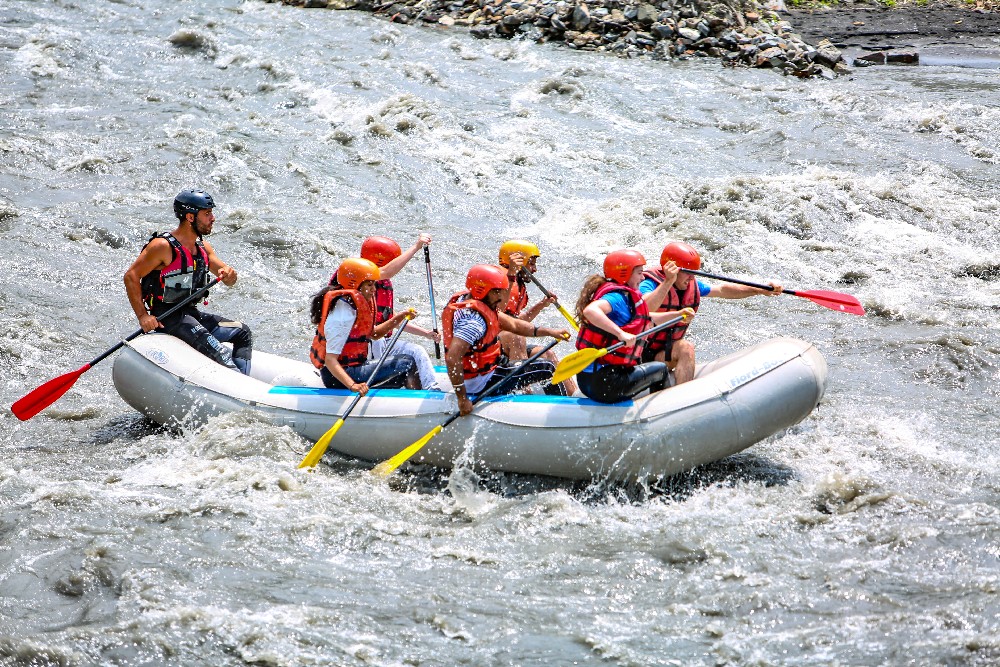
[173,189,215,220]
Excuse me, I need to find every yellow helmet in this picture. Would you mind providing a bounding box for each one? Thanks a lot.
[336,258,380,290]
[498,239,540,267]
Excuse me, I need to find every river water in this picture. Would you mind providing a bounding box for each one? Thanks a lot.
[2,0,999,664]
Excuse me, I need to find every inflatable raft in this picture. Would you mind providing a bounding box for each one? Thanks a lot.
[112,334,828,481]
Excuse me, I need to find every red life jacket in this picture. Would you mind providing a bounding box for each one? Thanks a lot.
[373,279,394,326]
[140,232,210,316]
[442,291,502,380]
[504,273,529,317]
[310,289,375,369]
[640,269,701,354]
[575,281,651,367]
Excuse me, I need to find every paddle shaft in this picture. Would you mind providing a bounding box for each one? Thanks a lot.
[423,246,441,359]
[520,269,580,332]
[342,319,409,417]
[683,268,859,309]
[298,316,414,468]
[371,336,562,477]
[602,314,686,356]
[441,336,562,429]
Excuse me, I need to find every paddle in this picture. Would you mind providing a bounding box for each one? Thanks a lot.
[550,314,687,385]
[11,278,222,421]
[683,268,865,316]
[423,246,441,359]
[520,269,580,332]
[372,337,562,478]
[298,313,414,469]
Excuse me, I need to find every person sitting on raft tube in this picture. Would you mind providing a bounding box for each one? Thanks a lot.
[444,264,571,416]
[573,250,694,404]
[124,189,253,374]
[496,239,576,397]
[638,241,782,386]
[310,258,420,395]
[360,234,442,391]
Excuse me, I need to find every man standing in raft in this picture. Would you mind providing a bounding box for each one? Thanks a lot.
[124,189,253,374]
[444,264,570,416]
[311,258,421,394]
[496,239,575,396]
[359,234,441,391]
[639,241,782,386]
[573,250,693,404]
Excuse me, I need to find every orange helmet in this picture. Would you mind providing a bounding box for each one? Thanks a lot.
[360,236,402,268]
[498,239,540,267]
[336,258,380,290]
[466,264,510,299]
[660,241,701,271]
[603,249,646,284]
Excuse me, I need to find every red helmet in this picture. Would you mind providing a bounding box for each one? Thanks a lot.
[603,250,646,284]
[660,241,701,271]
[360,236,402,268]
[466,264,510,299]
[336,258,380,290]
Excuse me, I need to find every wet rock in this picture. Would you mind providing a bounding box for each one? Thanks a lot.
[855,51,886,66]
[886,50,919,64]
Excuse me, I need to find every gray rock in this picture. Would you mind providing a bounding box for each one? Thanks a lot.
[637,3,658,25]
[572,3,591,30]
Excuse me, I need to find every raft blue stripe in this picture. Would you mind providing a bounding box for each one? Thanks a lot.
[267,386,630,406]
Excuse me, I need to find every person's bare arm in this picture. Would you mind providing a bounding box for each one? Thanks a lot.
[123,237,172,332]
[378,233,431,280]
[498,311,568,341]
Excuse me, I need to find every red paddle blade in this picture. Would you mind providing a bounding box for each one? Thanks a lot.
[11,364,91,421]
[795,290,865,316]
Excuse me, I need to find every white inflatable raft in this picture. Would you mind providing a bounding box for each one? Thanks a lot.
[112,334,827,481]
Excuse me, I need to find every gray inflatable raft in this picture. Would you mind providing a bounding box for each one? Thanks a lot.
[112,334,827,482]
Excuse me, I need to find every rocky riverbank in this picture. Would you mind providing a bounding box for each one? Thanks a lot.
[269,0,998,76]
[269,0,849,78]
[782,2,1000,68]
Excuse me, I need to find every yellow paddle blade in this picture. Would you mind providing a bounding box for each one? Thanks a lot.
[556,303,580,332]
[551,347,608,385]
[298,418,345,469]
[371,425,444,478]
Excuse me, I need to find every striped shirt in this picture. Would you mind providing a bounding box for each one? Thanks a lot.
[449,307,492,393]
